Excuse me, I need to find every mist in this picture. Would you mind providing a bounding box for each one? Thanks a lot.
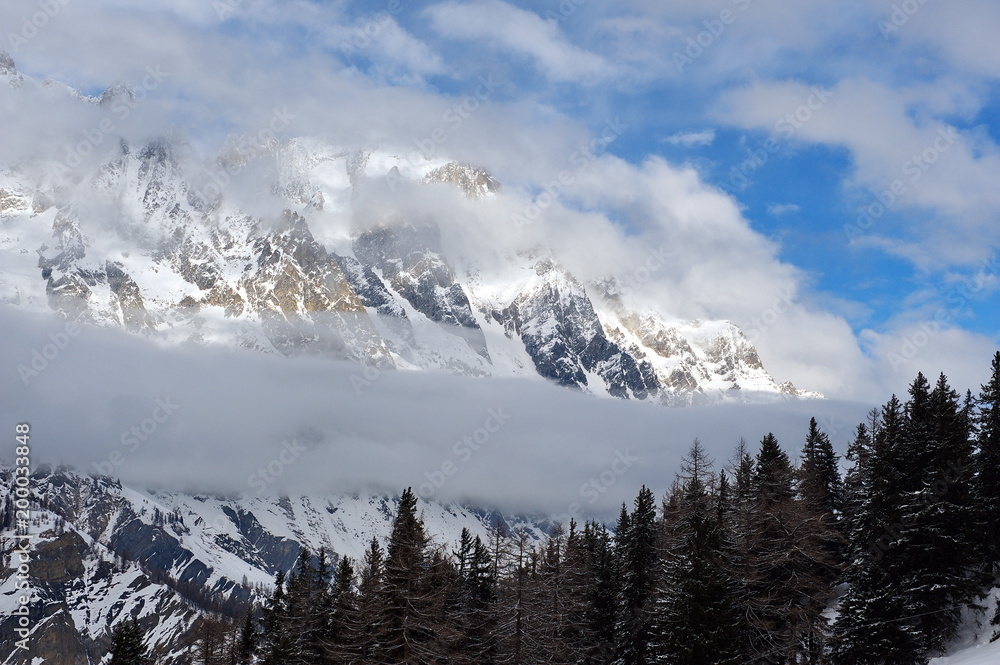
[0,307,874,521]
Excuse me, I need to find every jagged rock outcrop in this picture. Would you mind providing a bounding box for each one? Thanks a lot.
[0,69,818,402]
[0,466,546,665]
[425,162,501,198]
[488,257,659,398]
[353,221,491,361]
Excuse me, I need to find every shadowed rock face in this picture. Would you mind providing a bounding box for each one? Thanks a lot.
[31,531,87,586]
[490,258,659,398]
[354,221,490,360]
[3,126,814,402]
[10,611,90,665]
[0,466,550,665]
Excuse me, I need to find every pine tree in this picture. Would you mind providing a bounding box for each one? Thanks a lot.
[897,374,983,653]
[799,417,845,518]
[236,608,257,665]
[613,486,658,665]
[260,570,296,665]
[977,351,1000,575]
[108,618,149,665]
[650,440,740,665]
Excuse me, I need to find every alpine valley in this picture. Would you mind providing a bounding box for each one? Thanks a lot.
[0,52,838,663]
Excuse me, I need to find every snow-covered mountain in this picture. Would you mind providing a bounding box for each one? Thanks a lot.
[0,465,546,665]
[0,51,818,403]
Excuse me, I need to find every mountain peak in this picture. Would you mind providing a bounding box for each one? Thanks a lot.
[98,80,136,107]
[0,132,818,404]
[425,162,501,198]
[0,50,15,76]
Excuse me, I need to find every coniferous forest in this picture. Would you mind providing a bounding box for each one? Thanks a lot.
[153,355,1000,665]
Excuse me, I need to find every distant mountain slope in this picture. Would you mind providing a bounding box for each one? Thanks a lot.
[0,51,818,404]
[0,465,545,665]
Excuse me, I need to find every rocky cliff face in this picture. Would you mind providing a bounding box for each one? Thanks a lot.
[483,257,659,399]
[0,51,818,403]
[0,465,544,665]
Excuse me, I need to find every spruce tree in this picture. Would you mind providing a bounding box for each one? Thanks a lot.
[236,608,257,665]
[842,417,875,546]
[754,432,794,505]
[799,417,845,518]
[380,487,447,664]
[650,440,740,665]
[797,418,848,655]
[834,373,986,663]
[108,618,149,665]
[898,374,982,653]
[454,530,500,664]
[357,537,385,663]
[260,570,296,665]
[613,486,658,665]
[745,432,797,657]
[725,438,757,659]
[327,555,361,663]
[977,351,1000,575]
[582,520,619,664]
[748,432,837,662]
[832,396,923,665]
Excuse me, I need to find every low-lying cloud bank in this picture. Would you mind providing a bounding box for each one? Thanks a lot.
[0,307,879,520]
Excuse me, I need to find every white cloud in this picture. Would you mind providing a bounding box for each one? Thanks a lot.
[860,323,998,399]
[663,129,715,147]
[325,14,446,83]
[425,0,611,82]
[1,0,996,480]
[767,203,800,217]
[0,307,874,519]
[718,77,1000,270]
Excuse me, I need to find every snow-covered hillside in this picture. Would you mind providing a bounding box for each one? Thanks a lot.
[929,588,1000,665]
[0,464,546,665]
[0,50,818,405]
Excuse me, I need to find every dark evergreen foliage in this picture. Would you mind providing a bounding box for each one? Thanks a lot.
[227,358,1000,665]
[650,440,741,665]
[108,618,149,665]
[613,486,659,665]
[977,352,1000,574]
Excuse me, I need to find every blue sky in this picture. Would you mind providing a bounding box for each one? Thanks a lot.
[2,0,999,401]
